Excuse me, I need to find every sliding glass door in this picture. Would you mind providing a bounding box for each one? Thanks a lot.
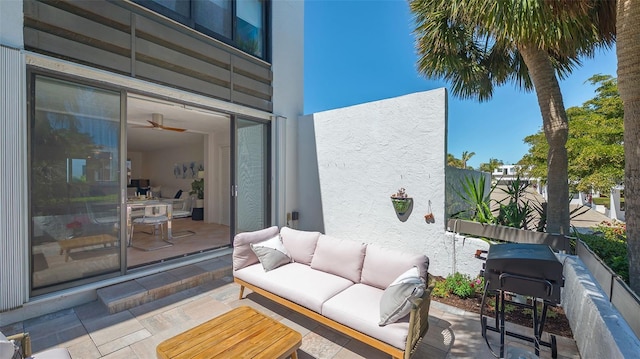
[30,75,122,293]
[233,117,270,235]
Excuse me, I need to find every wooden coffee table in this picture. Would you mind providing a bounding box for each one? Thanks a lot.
[156,306,302,359]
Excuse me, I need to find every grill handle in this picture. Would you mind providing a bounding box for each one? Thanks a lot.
[498,273,553,297]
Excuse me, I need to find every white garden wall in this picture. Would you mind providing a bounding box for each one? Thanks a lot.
[298,89,455,275]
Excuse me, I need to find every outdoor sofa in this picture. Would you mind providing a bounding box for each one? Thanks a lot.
[232,226,435,359]
[0,331,71,359]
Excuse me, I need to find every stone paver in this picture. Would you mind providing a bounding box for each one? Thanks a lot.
[1,277,579,359]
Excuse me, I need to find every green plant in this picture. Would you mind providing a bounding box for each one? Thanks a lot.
[434,273,484,299]
[190,178,204,199]
[574,228,629,283]
[494,177,534,229]
[451,175,496,224]
[523,302,558,319]
[593,220,627,241]
[485,297,517,314]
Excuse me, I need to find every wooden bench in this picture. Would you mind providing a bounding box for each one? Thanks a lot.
[58,234,118,262]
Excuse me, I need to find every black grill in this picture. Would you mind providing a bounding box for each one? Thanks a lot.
[480,243,565,358]
[484,243,564,305]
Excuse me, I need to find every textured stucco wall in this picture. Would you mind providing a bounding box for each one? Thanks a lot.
[560,255,640,358]
[307,89,451,274]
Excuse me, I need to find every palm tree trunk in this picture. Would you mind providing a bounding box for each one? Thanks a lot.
[618,0,640,293]
[519,45,570,234]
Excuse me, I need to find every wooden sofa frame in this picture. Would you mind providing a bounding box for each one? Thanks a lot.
[235,274,435,359]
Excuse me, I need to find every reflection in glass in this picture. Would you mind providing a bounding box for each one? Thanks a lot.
[31,76,121,291]
[236,0,264,57]
[195,0,232,39]
[236,119,268,233]
[149,0,190,17]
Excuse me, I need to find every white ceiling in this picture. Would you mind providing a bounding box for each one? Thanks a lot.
[127,95,229,152]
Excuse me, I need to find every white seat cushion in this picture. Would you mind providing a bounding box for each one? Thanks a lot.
[321,283,410,349]
[234,262,353,313]
[29,347,72,359]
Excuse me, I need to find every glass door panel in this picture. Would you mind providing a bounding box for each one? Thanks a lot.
[234,118,269,234]
[31,75,121,292]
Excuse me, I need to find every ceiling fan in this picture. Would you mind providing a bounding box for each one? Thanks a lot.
[132,113,186,132]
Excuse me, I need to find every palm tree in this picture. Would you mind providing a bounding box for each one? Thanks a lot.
[617,0,640,292]
[410,0,615,234]
[479,158,503,174]
[460,151,475,169]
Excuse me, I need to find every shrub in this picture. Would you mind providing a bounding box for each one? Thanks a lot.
[433,272,484,299]
[593,220,627,241]
[578,225,629,283]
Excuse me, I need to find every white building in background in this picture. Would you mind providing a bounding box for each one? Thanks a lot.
[491,164,544,194]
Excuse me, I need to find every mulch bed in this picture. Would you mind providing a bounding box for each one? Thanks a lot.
[432,283,573,338]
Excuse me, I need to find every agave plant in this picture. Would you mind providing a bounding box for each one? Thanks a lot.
[450,175,496,224]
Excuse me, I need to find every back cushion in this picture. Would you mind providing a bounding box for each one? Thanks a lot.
[280,227,320,264]
[360,244,429,289]
[310,235,366,283]
[233,226,279,271]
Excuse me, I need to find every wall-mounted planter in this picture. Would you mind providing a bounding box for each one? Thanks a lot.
[391,197,413,215]
[390,188,413,221]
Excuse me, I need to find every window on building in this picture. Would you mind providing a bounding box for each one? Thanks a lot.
[236,0,264,58]
[194,0,233,39]
[135,0,267,60]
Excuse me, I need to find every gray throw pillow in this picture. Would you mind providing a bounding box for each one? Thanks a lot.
[379,266,426,326]
[250,235,292,271]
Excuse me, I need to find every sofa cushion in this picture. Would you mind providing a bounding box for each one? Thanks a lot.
[379,266,426,326]
[234,262,353,313]
[232,226,280,270]
[310,235,366,283]
[280,227,320,264]
[0,331,19,359]
[30,347,73,359]
[250,235,292,271]
[321,283,410,350]
[361,244,429,289]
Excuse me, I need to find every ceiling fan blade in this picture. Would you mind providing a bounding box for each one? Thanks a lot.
[159,125,187,132]
[137,115,187,132]
[130,124,154,129]
[147,120,161,128]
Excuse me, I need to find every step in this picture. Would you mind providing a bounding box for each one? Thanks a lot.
[97,254,233,314]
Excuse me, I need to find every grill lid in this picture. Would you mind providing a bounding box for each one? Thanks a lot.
[484,243,564,303]
[485,243,563,283]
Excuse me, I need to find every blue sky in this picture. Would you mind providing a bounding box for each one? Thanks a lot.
[304,0,618,169]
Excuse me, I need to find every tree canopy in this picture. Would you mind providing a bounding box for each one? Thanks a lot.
[410,0,615,234]
[519,75,624,194]
[447,151,475,169]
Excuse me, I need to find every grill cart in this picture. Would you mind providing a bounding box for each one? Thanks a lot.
[480,243,565,358]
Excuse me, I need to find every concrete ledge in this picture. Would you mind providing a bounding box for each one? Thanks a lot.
[561,255,640,358]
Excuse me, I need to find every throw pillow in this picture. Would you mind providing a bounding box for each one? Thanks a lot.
[250,235,292,271]
[379,266,426,326]
[174,189,183,199]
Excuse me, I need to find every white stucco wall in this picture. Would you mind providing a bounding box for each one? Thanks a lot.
[0,0,23,49]
[271,0,304,227]
[305,89,453,275]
